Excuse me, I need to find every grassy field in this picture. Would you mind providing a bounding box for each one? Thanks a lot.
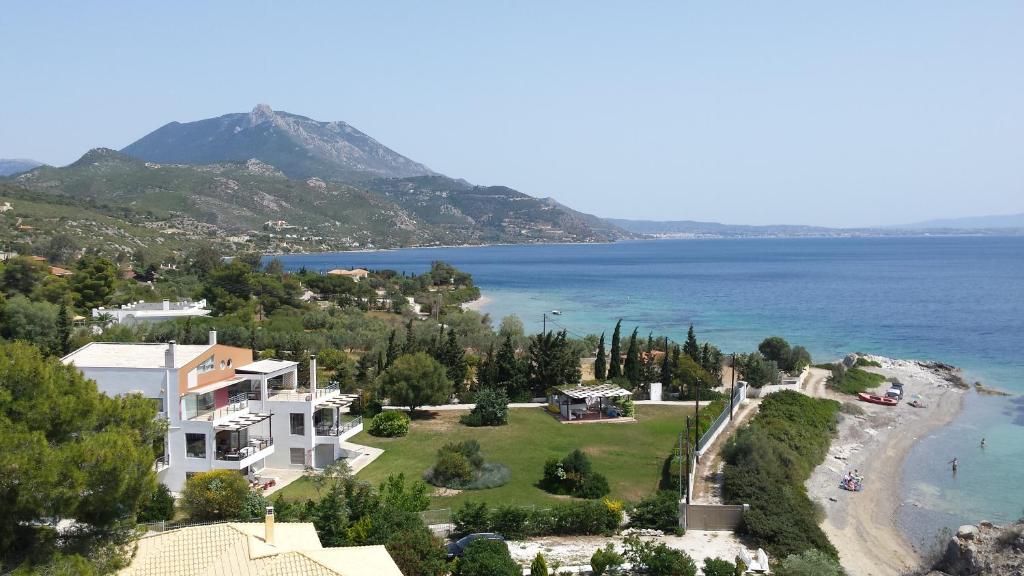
[277,405,697,508]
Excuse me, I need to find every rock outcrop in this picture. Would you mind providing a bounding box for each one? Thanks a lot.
[930,519,1024,575]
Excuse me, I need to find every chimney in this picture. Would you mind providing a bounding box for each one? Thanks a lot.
[264,506,275,544]
[162,299,170,311]
[309,354,317,395]
[165,341,177,368]
[209,330,217,346]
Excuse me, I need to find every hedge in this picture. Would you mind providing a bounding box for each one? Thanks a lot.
[451,499,623,539]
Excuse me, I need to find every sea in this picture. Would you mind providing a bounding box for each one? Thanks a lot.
[276,236,1024,549]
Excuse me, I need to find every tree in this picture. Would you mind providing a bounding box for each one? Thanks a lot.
[773,550,845,576]
[55,302,71,356]
[69,255,118,310]
[45,233,79,265]
[683,325,700,362]
[788,346,812,373]
[661,337,672,386]
[380,353,452,413]
[443,329,469,393]
[531,553,549,576]
[477,342,497,389]
[608,320,623,379]
[594,332,607,381]
[739,352,776,386]
[623,535,697,576]
[623,328,641,386]
[0,341,159,557]
[311,484,349,546]
[180,470,250,521]
[527,330,582,397]
[385,527,447,576]
[137,483,176,522]
[188,245,223,277]
[452,539,520,576]
[403,318,417,354]
[672,354,715,399]
[494,333,527,399]
[384,329,400,369]
[1,255,46,296]
[758,336,792,370]
[701,557,737,576]
[461,387,509,427]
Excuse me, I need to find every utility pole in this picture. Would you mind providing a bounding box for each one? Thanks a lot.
[730,352,737,420]
[684,416,691,505]
[678,431,684,502]
[694,377,701,457]
[542,313,547,334]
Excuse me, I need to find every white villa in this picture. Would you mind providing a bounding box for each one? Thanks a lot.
[92,299,212,325]
[61,331,363,492]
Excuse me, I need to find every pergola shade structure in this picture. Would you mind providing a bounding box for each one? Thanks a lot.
[214,412,273,460]
[549,384,632,421]
[314,394,360,436]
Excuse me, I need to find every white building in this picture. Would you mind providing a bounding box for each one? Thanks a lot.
[93,299,212,325]
[61,332,362,493]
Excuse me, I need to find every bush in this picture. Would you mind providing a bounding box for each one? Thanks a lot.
[540,449,610,499]
[854,357,881,368]
[591,543,625,575]
[702,557,737,576]
[452,539,520,576]
[242,489,269,520]
[530,552,549,576]
[629,491,680,533]
[137,483,175,522]
[453,501,490,537]
[181,470,250,520]
[424,440,510,490]
[623,535,697,576]
[461,387,509,427]
[451,500,621,539]
[773,549,846,576]
[827,365,885,395]
[615,396,635,417]
[368,410,410,437]
[432,450,474,486]
[385,527,447,576]
[491,505,531,539]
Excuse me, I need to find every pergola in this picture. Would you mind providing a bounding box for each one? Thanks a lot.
[314,394,360,435]
[214,412,272,460]
[551,383,631,421]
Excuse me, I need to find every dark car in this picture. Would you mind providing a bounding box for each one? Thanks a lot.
[446,533,505,560]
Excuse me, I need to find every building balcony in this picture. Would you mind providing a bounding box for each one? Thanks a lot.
[213,437,274,469]
[153,453,170,473]
[265,383,342,403]
[314,416,363,443]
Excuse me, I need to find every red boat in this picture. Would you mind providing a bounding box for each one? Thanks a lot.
[858,392,897,406]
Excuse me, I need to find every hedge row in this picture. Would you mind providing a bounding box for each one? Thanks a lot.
[452,499,622,539]
[721,390,840,559]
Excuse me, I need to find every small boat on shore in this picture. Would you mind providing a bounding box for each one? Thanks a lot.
[858,392,898,406]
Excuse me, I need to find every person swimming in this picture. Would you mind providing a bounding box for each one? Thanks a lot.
[949,457,959,472]
[980,438,986,448]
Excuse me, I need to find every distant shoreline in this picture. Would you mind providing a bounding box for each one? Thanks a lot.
[460,294,493,312]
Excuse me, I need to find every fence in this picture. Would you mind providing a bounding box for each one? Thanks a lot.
[696,382,747,459]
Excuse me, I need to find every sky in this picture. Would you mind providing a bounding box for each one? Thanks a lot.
[1,2,1022,227]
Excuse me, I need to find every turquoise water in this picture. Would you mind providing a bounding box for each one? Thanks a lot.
[277,237,1024,543]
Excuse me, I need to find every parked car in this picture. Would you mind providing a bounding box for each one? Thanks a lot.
[886,387,904,400]
[446,533,505,560]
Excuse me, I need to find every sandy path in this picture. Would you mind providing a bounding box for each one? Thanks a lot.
[692,400,760,504]
[804,360,965,576]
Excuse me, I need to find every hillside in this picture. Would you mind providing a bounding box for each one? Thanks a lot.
[898,212,1024,230]
[606,218,841,238]
[0,158,44,176]
[122,104,434,182]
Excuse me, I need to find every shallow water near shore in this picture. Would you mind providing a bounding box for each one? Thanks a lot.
[277,236,1024,545]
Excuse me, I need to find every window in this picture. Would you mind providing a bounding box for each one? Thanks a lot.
[186,433,206,458]
[197,356,215,374]
[290,413,305,435]
[290,448,305,466]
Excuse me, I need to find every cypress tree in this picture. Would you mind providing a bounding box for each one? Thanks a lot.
[403,318,416,354]
[594,332,607,381]
[495,333,525,397]
[384,329,399,369]
[661,337,672,386]
[623,328,641,386]
[478,342,497,388]
[56,302,71,355]
[683,324,700,361]
[608,319,623,379]
[444,329,468,391]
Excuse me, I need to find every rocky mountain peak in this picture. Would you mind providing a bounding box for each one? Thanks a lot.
[247,103,277,127]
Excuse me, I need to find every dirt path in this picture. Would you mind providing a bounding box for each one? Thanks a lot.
[691,400,759,503]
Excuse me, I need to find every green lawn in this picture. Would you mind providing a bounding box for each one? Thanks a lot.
[277,405,697,508]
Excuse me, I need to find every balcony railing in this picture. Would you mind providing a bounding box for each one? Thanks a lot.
[191,393,250,422]
[315,383,340,398]
[153,454,170,472]
[215,437,273,461]
[314,416,362,437]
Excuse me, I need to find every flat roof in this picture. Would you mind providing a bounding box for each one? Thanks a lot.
[237,359,298,375]
[556,383,632,400]
[62,342,213,369]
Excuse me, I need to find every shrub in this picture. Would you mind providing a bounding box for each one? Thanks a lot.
[622,535,697,576]
[827,365,885,395]
[854,357,882,368]
[451,500,621,539]
[424,440,510,490]
[591,543,624,575]
[431,450,474,486]
[629,491,680,533]
[530,552,549,576]
[461,387,509,427]
[491,504,531,539]
[368,410,410,437]
[242,489,270,520]
[540,449,610,499]
[615,396,635,417]
[773,549,846,576]
[838,402,864,416]
[702,557,737,576]
[181,470,250,520]
[452,539,520,576]
[385,527,448,576]
[453,501,490,537]
[137,483,175,522]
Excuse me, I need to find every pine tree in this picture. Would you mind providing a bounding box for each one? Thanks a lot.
[403,318,416,354]
[683,324,700,361]
[623,328,641,385]
[594,332,607,381]
[661,337,672,386]
[443,329,468,391]
[55,302,71,355]
[384,329,399,369]
[608,319,623,379]
[495,333,526,398]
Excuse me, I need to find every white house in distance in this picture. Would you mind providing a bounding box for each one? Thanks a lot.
[61,331,362,492]
[93,298,212,325]
[326,268,369,281]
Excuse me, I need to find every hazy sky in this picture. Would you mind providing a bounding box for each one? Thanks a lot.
[2,2,1022,227]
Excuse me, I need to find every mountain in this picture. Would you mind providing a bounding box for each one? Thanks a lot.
[606,218,841,238]
[897,213,1024,230]
[0,158,44,176]
[122,104,434,182]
